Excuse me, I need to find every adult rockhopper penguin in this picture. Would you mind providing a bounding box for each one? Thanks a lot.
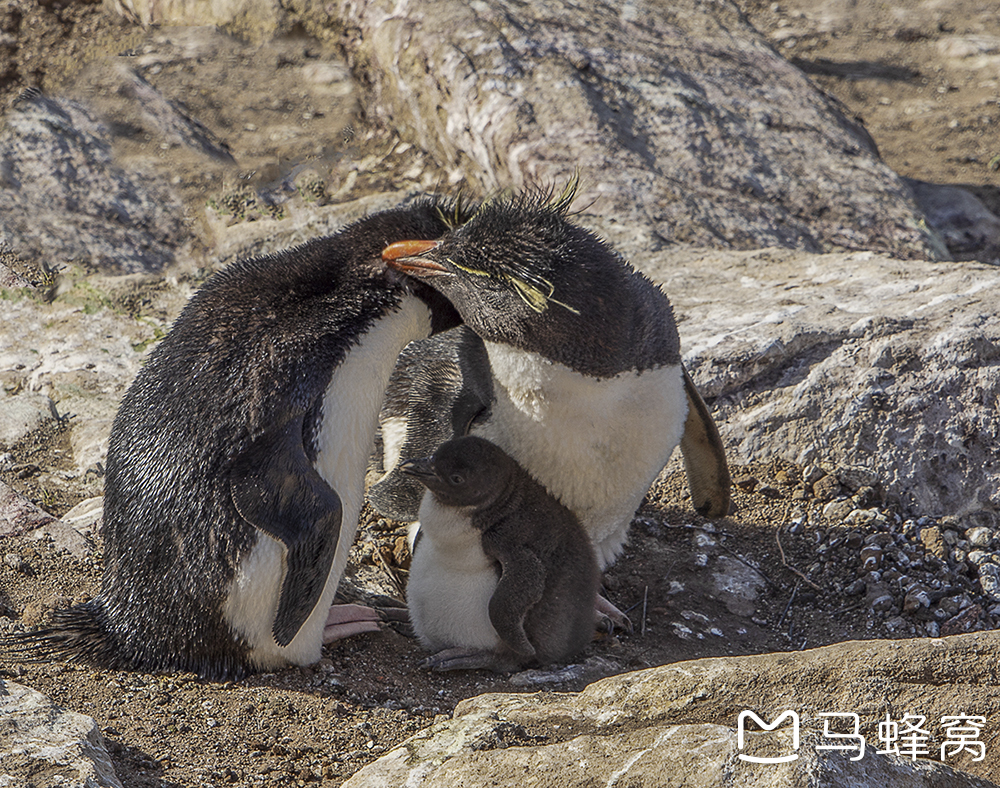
[383,191,731,598]
[6,199,469,679]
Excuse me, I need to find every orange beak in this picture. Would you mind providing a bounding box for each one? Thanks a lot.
[382,240,449,275]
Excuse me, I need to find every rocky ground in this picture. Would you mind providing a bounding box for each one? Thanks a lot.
[1,0,1000,786]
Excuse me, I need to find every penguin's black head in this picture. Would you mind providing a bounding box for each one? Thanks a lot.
[383,189,679,375]
[400,436,511,510]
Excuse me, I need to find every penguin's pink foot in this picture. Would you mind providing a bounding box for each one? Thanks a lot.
[322,603,380,643]
[594,593,632,636]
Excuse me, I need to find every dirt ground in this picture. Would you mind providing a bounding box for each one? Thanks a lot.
[2,2,1000,787]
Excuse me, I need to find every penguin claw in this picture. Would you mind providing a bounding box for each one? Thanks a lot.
[376,606,411,624]
[321,604,380,644]
[420,647,513,672]
[594,594,633,636]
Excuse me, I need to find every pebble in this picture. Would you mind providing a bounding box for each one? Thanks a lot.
[3,553,29,572]
[812,475,841,500]
[822,499,855,522]
[903,588,931,612]
[976,563,1000,602]
[836,466,878,492]
[845,508,877,527]
[802,465,825,485]
[919,526,947,560]
[859,546,882,571]
[967,527,994,548]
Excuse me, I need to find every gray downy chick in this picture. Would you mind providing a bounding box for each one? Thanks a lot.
[402,435,600,672]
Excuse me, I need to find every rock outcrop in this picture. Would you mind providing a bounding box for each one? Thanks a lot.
[28,0,952,268]
[343,633,1000,787]
[0,91,189,275]
[323,0,941,262]
[653,247,1000,529]
[0,679,123,788]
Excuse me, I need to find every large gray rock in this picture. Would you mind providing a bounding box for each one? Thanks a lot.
[0,91,189,275]
[97,0,943,263]
[652,247,1000,528]
[0,393,58,446]
[321,0,940,262]
[343,633,1000,787]
[0,679,123,788]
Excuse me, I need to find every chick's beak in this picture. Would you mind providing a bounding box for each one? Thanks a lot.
[382,240,449,276]
[399,457,439,481]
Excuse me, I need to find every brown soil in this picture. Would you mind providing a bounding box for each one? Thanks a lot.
[2,2,999,787]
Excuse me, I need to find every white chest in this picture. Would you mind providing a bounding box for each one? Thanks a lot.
[474,342,686,569]
[407,495,501,652]
[223,296,432,669]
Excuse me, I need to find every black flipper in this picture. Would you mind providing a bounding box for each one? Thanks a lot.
[230,418,342,647]
[370,326,493,521]
[486,547,546,659]
[680,364,732,518]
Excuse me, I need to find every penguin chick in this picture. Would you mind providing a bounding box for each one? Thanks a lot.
[383,190,731,574]
[401,435,599,672]
[5,199,469,679]
[369,324,493,523]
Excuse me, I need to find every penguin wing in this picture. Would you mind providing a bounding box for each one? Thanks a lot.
[485,546,546,658]
[369,327,493,522]
[230,418,342,647]
[680,364,732,518]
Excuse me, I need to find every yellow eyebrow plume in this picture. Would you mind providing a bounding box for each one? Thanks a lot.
[507,274,580,315]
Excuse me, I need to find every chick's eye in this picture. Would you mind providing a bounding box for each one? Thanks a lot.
[449,473,465,486]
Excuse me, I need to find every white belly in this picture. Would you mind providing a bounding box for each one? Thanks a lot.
[224,295,432,669]
[407,495,501,653]
[475,342,686,569]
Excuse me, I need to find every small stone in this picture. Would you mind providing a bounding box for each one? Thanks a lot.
[775,468,798,485]
[919,526,947,560]
[802,465,825,485]
[4,553,28,573]
[860,546,883,571]
[845,508,879,527]
[734,475,757,492]
[903,588,931,612]
[822,499,855,522]
[968,550,991,566]
[941,604,982,636]
[870,593,896,614]
[925,621,940,637]
[836,465,878,492]
[812,475,841,500]
[977,563,1000,602]
[845,578,865,596]
[967,527,994,548]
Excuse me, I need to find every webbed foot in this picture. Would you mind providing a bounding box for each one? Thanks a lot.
[322,603,380,643]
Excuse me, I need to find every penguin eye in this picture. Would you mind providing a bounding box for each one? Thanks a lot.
[449,473,465,486]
